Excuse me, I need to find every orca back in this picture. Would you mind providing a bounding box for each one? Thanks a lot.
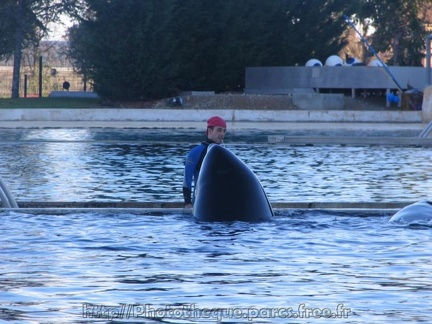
[194,144,274,222]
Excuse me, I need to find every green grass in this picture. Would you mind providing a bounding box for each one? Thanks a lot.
[0,97,104,109]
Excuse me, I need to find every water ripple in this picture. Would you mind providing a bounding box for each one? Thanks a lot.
[0,129,431,322]
[0,141,431,203]
[0,211,431,322]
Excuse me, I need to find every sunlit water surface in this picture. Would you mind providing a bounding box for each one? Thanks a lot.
[0,128,431,323]
[0,128,431,203]
[1,210,431,323]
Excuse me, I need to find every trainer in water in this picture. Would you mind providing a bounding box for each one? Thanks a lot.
[182,116,227,208]
[193,144,274,222]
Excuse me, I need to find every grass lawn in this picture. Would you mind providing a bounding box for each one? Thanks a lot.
[0,97,105,109]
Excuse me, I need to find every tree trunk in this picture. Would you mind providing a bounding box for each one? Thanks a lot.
[392,32,402,67]
[11,0,26,98]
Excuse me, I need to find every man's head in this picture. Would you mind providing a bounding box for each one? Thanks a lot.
[206,116,226,144]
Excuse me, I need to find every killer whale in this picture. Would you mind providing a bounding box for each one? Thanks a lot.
[193,144,274,222]
[389,200,432,224]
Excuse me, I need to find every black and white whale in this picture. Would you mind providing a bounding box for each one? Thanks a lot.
[389,200,432,224]
[193,144,274,222]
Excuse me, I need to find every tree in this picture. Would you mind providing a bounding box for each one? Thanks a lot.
[162,0,354,92]
[0,0,85,98]
[68,0,179,100]
[170,0,294,91]
[68,0,357,100]
[350,0,432,66]
[0,1,17,59]
[284,0,356,65]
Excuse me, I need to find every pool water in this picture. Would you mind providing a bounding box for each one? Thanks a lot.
[1,210,431,323]
[0,128,431,323]
[0,128,431,203]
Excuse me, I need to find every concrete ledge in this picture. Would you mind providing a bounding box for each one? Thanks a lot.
[0,207,399,216]
[245,88,316,94]
[49,91,99,98]
[181,91,215,96]
[1,201,410,216]
[13,201,412,209]
[241,92,344,109]
[294,93,344,110]
[268,136,432,146]
[0,108,423,123]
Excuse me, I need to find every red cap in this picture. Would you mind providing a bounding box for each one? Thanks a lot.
[207,116,226,128]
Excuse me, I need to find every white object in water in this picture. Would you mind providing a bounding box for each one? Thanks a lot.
[389,200,432,224]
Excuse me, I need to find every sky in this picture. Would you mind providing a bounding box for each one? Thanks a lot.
[46,15,73,41]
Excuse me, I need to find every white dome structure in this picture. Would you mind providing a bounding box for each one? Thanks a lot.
[344,57,360,66]
[325,55,343,66]
[305,59,323,67]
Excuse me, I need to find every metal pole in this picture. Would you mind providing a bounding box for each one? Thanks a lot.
[427,34,432,85]
[24,74,27,98]
[39,55,43,97]
[343,15,404,92]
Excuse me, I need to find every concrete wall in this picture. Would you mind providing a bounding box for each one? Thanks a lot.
[287,93,344,110]
[245,66,429,93]
[422,85,432,122]
[0,108,422,123]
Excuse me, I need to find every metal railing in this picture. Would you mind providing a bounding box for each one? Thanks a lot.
[419,120,432,138]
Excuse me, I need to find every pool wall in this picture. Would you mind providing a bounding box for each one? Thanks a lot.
[0,108,423,123]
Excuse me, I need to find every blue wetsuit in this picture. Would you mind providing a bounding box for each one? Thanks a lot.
[183,140,216,205]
